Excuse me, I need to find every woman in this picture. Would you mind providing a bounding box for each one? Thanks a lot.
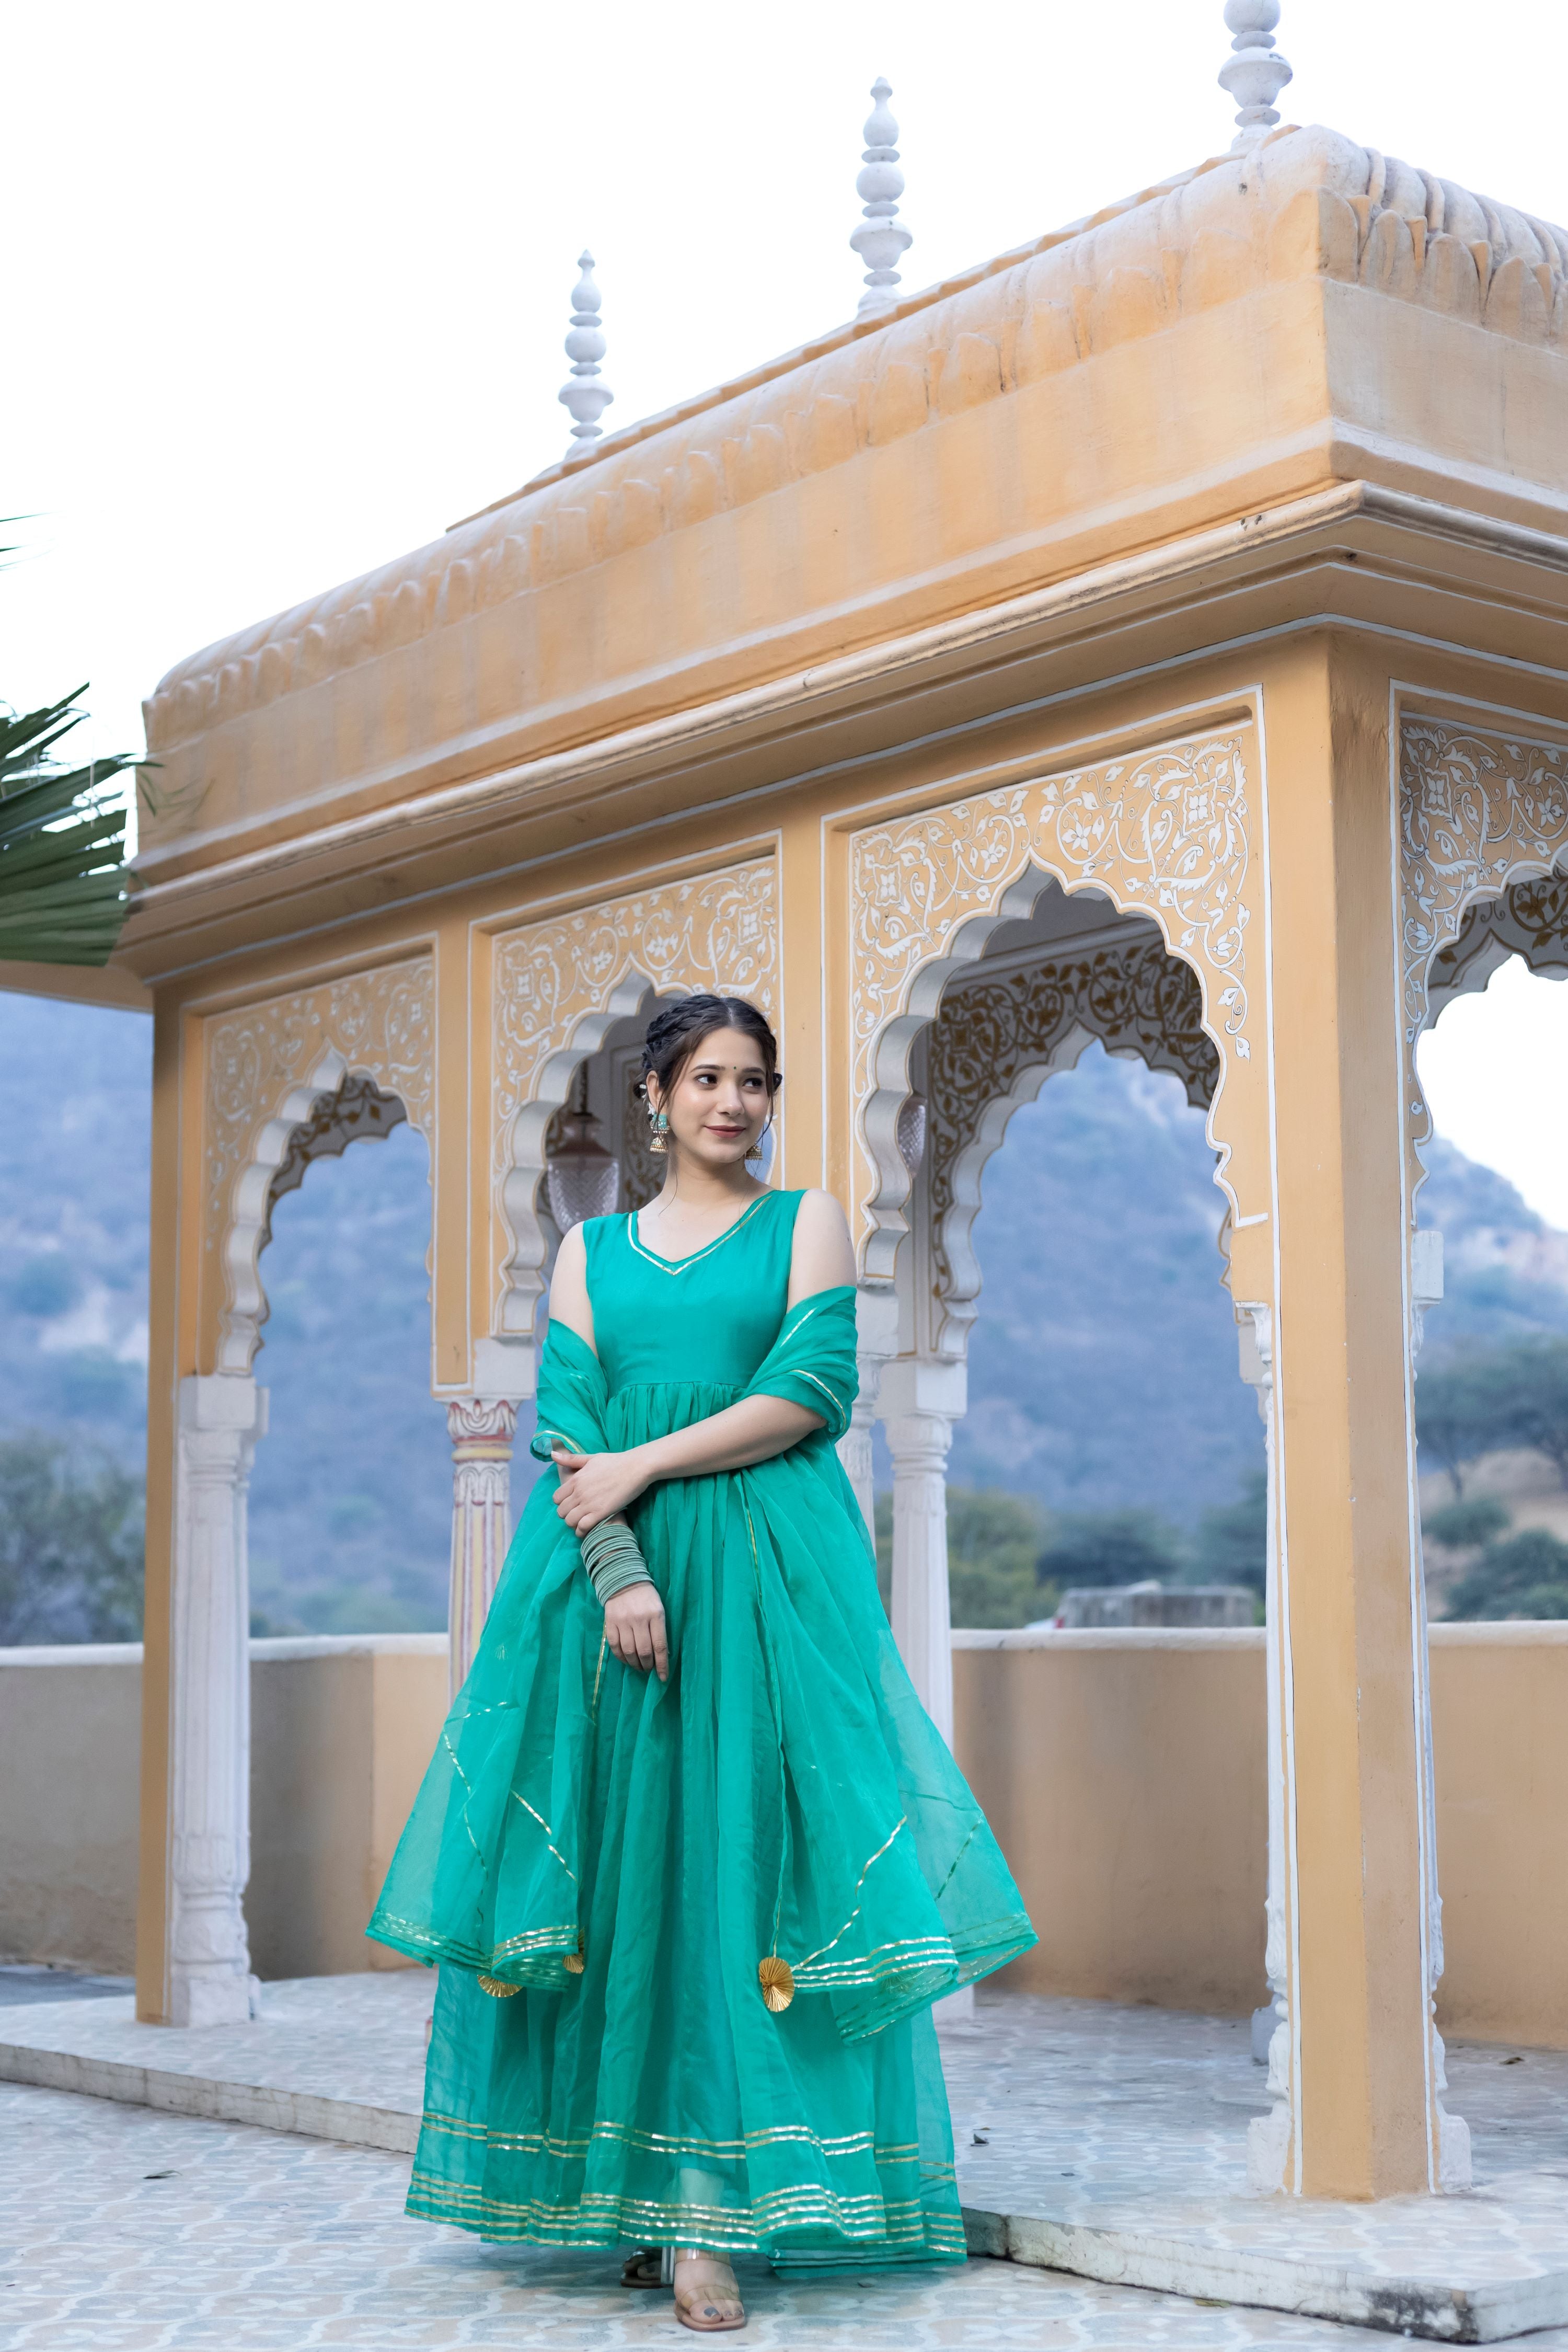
[370,994,1034,2333]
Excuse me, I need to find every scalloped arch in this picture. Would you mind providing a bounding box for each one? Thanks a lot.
[848,725,1262,1283]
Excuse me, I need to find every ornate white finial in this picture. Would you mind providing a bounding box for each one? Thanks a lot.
[1219,0,1292,148]
[558,250,613,461]
[850,78,913,317]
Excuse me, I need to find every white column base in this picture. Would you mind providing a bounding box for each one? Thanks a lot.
[170,1968,261,2029]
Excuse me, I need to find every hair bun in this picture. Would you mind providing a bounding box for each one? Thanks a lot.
[638,992,780,1096]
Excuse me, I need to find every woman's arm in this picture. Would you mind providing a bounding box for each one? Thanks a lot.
[553,1394,820,1532]
[552,1187,855,1532]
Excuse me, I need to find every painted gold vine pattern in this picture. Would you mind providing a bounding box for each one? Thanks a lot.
[204,958,434,1253]
[492,859,777,1161]
[926,941,1218,1305]
[850,731,1249,1172]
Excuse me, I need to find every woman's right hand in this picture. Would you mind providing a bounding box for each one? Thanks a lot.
[604,1580,670,1682]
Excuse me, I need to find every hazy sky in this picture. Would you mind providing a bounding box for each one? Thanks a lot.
[10,0,1568,1220]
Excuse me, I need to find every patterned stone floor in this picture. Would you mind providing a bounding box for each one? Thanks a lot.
[9,2076,1562,2352]
[5,1980,1568,2342]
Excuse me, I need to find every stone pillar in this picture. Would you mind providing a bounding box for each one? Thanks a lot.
[881,1355,969,2021]
[837,1393,878,1540]
[837,1283,899,1543]
[878,1356,965,1745]
[167,1372,267,2028]
[1236,1304,1292,2190]
[447,1398,520,1695]
[1255,639,1468,2196]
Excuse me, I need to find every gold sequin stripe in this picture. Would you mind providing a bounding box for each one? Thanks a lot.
[409,2173,956,2241]
[406,2176,966,2254]
[420,2109,923,2162]
[418,2175,940,2227]
[782,1816,908,1989]
[508,1789,578,1885]
[366,1914,585,1979]
[757,1297,851,1438]
[441,1731,489,1875]
[625,1196,768,1276]
[792,1935,958,1990]
[786,1367,850,1438]
[403,2198,966,2263]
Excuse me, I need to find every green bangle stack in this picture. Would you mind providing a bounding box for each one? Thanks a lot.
[580,1516,654,1607]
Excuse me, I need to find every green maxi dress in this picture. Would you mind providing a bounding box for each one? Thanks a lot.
[369,1187,1035,2264]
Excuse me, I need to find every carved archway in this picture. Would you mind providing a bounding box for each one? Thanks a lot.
[848,723,1264,1284]
[489,858,778,1338]
[203,957,435,1374]
[923,927,1219,1356]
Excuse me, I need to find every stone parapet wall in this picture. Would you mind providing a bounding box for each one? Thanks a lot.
[0,1636,447,1983]
[4,1624,1566,2044]
[953,1623,1568,2047]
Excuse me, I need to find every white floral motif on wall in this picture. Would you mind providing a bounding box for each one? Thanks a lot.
[849,731,1252,1149]
[1399,714,1568,1208]
[204,957,434,1254]
[491,858,778,1146]
[1399,716,1568,1045]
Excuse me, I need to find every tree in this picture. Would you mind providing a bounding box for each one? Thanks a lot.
[948,1487,1050,1627]
[0,689,133,966]
[1192,1469,1269,1596]
[1489,1338,1568,1486]
[0,1431,144,1643]
[874,1485,1053,1630]
[1423,1496,1511,1553]
[1034,1509,1184,1594]
[1414,1355,1525,1497]
[1446,1527,1568,1622]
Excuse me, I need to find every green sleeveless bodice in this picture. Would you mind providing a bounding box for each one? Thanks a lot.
[582,1188,800,1394]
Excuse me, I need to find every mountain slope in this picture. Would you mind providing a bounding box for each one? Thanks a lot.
[5,992,1567,1632]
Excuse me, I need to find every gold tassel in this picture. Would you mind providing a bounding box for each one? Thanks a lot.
[757,1955,795,2013]
[477,1974,522,1998]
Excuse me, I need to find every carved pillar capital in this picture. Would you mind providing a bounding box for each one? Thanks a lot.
[447,1397,520,1694]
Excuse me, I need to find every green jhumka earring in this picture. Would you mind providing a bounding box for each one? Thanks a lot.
[649,1108,670,1155]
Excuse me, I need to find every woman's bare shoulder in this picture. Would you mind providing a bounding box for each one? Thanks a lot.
[788,1188,856,1294]
[549,1221,596,1350]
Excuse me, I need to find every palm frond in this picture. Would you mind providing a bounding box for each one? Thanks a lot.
[0,690,133,966]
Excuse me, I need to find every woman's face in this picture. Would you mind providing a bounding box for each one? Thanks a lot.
[648,1025,774,1172]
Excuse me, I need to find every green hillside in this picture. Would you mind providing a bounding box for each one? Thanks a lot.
[4,991,1566,1636]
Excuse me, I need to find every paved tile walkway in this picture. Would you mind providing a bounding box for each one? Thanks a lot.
[0,1964,133,2009]
[6,1981,1568,2343]
[8,2076,1556,2352]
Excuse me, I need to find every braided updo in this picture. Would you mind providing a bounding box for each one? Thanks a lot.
[638,994,781,1106]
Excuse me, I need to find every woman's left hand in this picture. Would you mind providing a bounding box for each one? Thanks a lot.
[551,1445,653,1533]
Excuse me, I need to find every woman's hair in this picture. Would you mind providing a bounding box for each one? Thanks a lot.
[639,994,781,1105]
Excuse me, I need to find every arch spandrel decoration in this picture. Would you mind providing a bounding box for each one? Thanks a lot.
[925,936,1219,1355]
[1399,714,1568,1212]
[849,727,1264,1282]
[491,857,777,1337]
[203,956,435,1373]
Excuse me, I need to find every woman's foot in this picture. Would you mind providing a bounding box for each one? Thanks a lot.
[673,2250,746,2332]
[619,2247,663,2288]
